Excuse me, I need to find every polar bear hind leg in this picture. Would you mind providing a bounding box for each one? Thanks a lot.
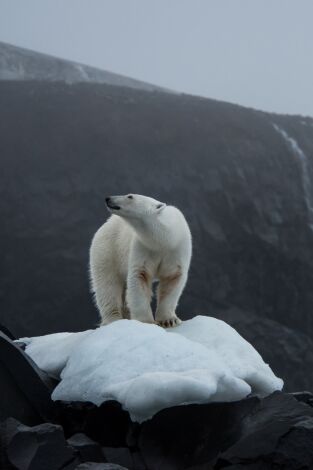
[155,267,186,328]
[126,266,155,324]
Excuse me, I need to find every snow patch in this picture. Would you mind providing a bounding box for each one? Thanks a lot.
[74,64,91,82]
[20,316,283,422]
[300,120,313,128]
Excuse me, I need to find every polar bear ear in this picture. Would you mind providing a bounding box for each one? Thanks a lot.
[156,203,166,213]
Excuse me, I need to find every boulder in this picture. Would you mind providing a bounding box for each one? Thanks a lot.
[102,447,133,469]
[0,324,15,340]
[0,332,57,425]
[0,418,78,470]
[291,391,313,407]
[137,392,313,469]
[67,432,105,463]
[56,400,132,447]
[138,397,257,470]
[215,392,313,469]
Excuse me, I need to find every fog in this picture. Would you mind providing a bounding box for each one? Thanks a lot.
[0,0,312,115]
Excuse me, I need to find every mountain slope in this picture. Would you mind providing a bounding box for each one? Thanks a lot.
[1,80,313,335]
[0,41,170,92]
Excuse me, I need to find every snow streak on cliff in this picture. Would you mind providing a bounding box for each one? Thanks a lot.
[273,123,313,228]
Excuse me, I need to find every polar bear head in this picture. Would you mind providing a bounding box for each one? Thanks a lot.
[105,194,166,218]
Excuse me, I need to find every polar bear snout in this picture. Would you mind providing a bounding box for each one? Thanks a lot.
[104,194,168,219]
[105,196,121,211]
[105,194,135,214]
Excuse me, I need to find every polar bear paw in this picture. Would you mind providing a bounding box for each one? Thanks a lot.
[157,316,182,328]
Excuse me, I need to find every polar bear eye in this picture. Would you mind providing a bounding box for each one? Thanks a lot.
[127,195,133,199]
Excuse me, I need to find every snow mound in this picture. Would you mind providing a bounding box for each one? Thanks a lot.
[20,330,93,379]
[21,316,283,422]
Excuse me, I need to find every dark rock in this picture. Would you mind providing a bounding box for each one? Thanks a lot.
[186,464,215,470]
[215,392,313,469]
[67,432,105,463]
[130,451,147,470]
[290,391,313,407]
[215,465,268,470]
[103,447,133,469]
[138,397,258,470]
[0,417,78,470]
[56,400,132,446]
[135,392,313,469]
[76,463,128,469]
[1,392,313,469]
[0,324,15,340]
[0,332,57,425]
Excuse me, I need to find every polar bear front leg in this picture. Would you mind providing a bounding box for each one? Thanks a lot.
[126,266,155,324]
[156,269,186,328]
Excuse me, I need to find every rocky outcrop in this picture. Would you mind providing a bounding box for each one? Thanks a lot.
[0,331,57,425]
[1,335,313,469]
[216,392,313,469]
[3,392,313,469]
[0,418,79,469]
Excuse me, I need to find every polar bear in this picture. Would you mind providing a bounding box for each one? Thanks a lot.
[89,194,192,327]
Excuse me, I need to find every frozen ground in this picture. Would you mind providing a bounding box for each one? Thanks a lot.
[20,316,283,422]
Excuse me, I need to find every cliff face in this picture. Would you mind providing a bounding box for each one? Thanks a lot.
[1,44,313,390]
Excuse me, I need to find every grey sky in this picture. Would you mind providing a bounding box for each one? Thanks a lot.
[0,0,312,116]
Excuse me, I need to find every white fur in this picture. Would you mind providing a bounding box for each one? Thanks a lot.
[89,194,192,327]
